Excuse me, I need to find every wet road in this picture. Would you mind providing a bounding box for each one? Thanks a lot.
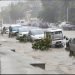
[0,45,45,74]
[0,31,75,74]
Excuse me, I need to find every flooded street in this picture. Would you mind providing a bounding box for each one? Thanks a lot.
[63,31,75,38]
[0,31,75,74]
[0,0,75,74]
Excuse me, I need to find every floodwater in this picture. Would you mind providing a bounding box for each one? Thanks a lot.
[0,30,75,74]
[63,31,75,38]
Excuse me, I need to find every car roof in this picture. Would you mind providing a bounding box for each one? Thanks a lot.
[19,27,29,30]
[45,28,63,32]
[11,24,21,27]
[29,27,40,30]
[30,28,42,31]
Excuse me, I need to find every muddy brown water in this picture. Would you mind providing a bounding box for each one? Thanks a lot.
[0,31,75,74]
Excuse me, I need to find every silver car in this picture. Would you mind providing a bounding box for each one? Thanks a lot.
[28,29,44,42]
[17,27,29,38]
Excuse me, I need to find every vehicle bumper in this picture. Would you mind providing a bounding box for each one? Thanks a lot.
[52,40,64,47]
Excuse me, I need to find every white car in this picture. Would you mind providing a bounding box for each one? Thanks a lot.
[44,28,64,47]
[28,29,44,41]
[10,24,21,36]
[17,27,29,38]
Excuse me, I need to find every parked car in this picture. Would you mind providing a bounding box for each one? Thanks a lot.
[59,21,75,30]
[66,38,75,56]
[10,24,21,36]
[62,24,75,30]
[28,29,44,42]
[17,27,29,38]
[44,28,64,47]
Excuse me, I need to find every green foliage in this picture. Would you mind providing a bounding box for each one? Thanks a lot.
[9,3,25,23]
[32,34,52,51]
[39,0,75,23]
[18,35,29,43]
[38,0,64,22]
[38,7,58,23]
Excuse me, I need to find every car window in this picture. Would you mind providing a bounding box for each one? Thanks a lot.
[12,26,21,31]
[19,28,28,32]
[55,31,62,34]
[50,32,54,35]
[31,30,44,35]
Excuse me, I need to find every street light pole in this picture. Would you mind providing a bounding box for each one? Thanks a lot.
[65,0,69,23]
[67,7,69,23]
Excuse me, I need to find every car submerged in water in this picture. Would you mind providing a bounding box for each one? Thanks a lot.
[17,26,29,38]
[65,38,75,56]
[10,24,21,36]
[28,28,44,42]
[62,24,75,30]
[59,22,75,30]
[69,38,75,51]
[44,28,65,47]
[17,26,42,40]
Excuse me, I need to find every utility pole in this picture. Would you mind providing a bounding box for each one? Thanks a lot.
[65,0,69,23]
[67,7,69,23]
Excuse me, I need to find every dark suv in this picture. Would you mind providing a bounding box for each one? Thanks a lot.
[66,38,75,56]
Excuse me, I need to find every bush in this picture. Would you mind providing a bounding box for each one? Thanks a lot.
[32,34,52,51]
[16,37,20,40]
[18,35,29,42]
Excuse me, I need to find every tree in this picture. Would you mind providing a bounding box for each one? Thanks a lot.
[0,2,26,23]
[0,0,42,24]
[69,8,75,24]
[1,6,11,23]
[38,7,58,23]
[39,0,75,24]
[38,0,61,23]
[9,3,25,23]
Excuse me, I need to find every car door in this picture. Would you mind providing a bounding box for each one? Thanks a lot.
[70,38,75,51]
[72,39,75,50]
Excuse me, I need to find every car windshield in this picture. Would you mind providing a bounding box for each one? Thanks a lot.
[50,31,63,40]
[49,31,62,35]
[54,31,62,34]
[31,30,44,35]
[12,26,21,31]
[19,28,28,32]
